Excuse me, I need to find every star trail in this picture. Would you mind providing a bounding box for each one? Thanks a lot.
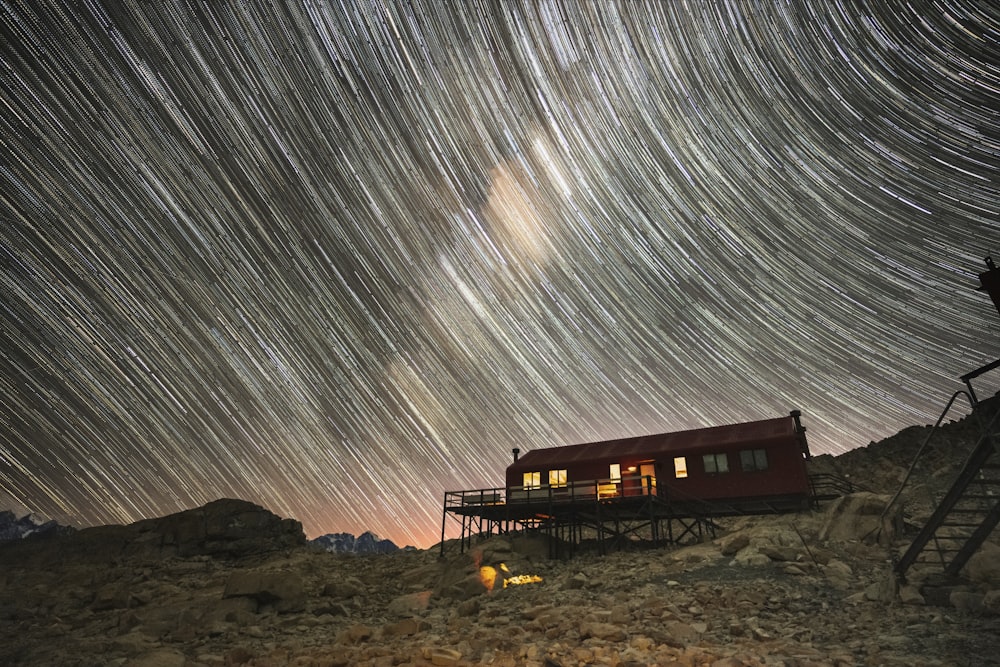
[2,2,999,548]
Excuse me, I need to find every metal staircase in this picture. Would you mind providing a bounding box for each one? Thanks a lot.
[894,402,1000,582]
[892,257,1000,582]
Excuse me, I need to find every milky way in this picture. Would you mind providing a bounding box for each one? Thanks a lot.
[2,2,999,547]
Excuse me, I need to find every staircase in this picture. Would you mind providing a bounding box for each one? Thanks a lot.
[894,404,1000,582]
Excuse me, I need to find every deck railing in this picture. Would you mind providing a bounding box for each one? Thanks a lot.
[445,475,657,508]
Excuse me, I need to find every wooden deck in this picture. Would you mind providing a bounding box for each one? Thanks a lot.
[440,476,814,557]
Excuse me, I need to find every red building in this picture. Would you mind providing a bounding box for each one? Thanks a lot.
[442,411,818,557]
[504,411,812,510]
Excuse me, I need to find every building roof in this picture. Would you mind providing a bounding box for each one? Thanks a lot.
[508,415,801,471]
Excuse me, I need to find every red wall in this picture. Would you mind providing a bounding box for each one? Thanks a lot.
[506,436,809,501]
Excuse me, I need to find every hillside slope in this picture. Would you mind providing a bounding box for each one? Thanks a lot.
[1,401,999,665]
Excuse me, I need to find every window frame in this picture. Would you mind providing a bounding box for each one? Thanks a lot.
[702,452,730,474]
[673,456,688,479]
[740,448,769,472]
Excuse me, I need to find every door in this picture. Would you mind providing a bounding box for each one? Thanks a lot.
[640,463,657,495]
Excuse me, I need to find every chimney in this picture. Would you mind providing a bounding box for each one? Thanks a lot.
[978,256,1000,320]
[512,448,520,463]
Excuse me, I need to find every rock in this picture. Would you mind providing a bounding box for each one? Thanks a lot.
[322,576,365,599]
[122,649,187,667]
[387,591,431,617]
[384,617,429,636]
[455,598,480,617]
[427,647,463,665]
[950,591,985,614]
[818,492,894,545]
[224,647,255,664]
[338,623,373,644]
[664,620,701,644]
[580,621,627,641]
[964,543,1000,587]
[91,583,133,611]
[758,544,798,561]
[312,602,349,617]
[982,590,1000,615]
[223,569,306,613]
[899,584,924,605]
[718,533,749,556]
[733,551,771,567]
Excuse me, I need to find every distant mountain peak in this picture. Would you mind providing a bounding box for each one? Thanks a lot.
[0,510,74,543]
[309,530,403,554]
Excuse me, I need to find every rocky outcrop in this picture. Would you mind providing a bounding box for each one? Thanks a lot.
[0,498,305,568]
[127,498,306,559]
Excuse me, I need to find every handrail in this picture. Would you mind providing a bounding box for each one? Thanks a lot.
[808,473,858,498]
[894,402,1000,579]
[878,389,975,534]
[960,356,1000,405]
[445,475,657,507]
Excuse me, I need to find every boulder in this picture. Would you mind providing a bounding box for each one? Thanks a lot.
[322,576,366,599]
[222,569,306,613]
[964,542,1000,587]
[982,590,1000,615]
[818,492,895,545]
[580,621,627,641]
[384,616,430,637]
[718,533,749,556]
[387,591,432,617]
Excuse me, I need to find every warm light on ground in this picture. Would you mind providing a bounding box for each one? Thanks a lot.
[479,563,543,591]
[479,565,498,591]
[504,574,544,586]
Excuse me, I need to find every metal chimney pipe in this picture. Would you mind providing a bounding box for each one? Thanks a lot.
[512,448,520,462]
[978,256,1000,320]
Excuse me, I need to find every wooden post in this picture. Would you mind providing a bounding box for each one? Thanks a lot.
[439,493,448,557]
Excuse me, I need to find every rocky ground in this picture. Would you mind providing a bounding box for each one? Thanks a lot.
[2,401,1000,666]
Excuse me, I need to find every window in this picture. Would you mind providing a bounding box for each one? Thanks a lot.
[740,449,768,472]
[549,469,567,488]
[523,471,541,488]
[609,463,621,482]
[673,457,688,478]
[703,453,729,474]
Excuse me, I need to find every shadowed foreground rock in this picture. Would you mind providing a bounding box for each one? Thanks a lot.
[1,495,999,666]
[0,498,305,567]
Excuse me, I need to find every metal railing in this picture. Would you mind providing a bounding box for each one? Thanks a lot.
[445,475,657,508]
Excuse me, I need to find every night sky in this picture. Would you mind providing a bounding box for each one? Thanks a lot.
[2,2,999,548]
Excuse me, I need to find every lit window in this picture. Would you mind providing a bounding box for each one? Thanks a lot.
[549,469,567,487]
[673,457,688,478]
[523,471,541,488]
[609,463,621,482]
[703,453,729,474]
[740,449,768,472]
